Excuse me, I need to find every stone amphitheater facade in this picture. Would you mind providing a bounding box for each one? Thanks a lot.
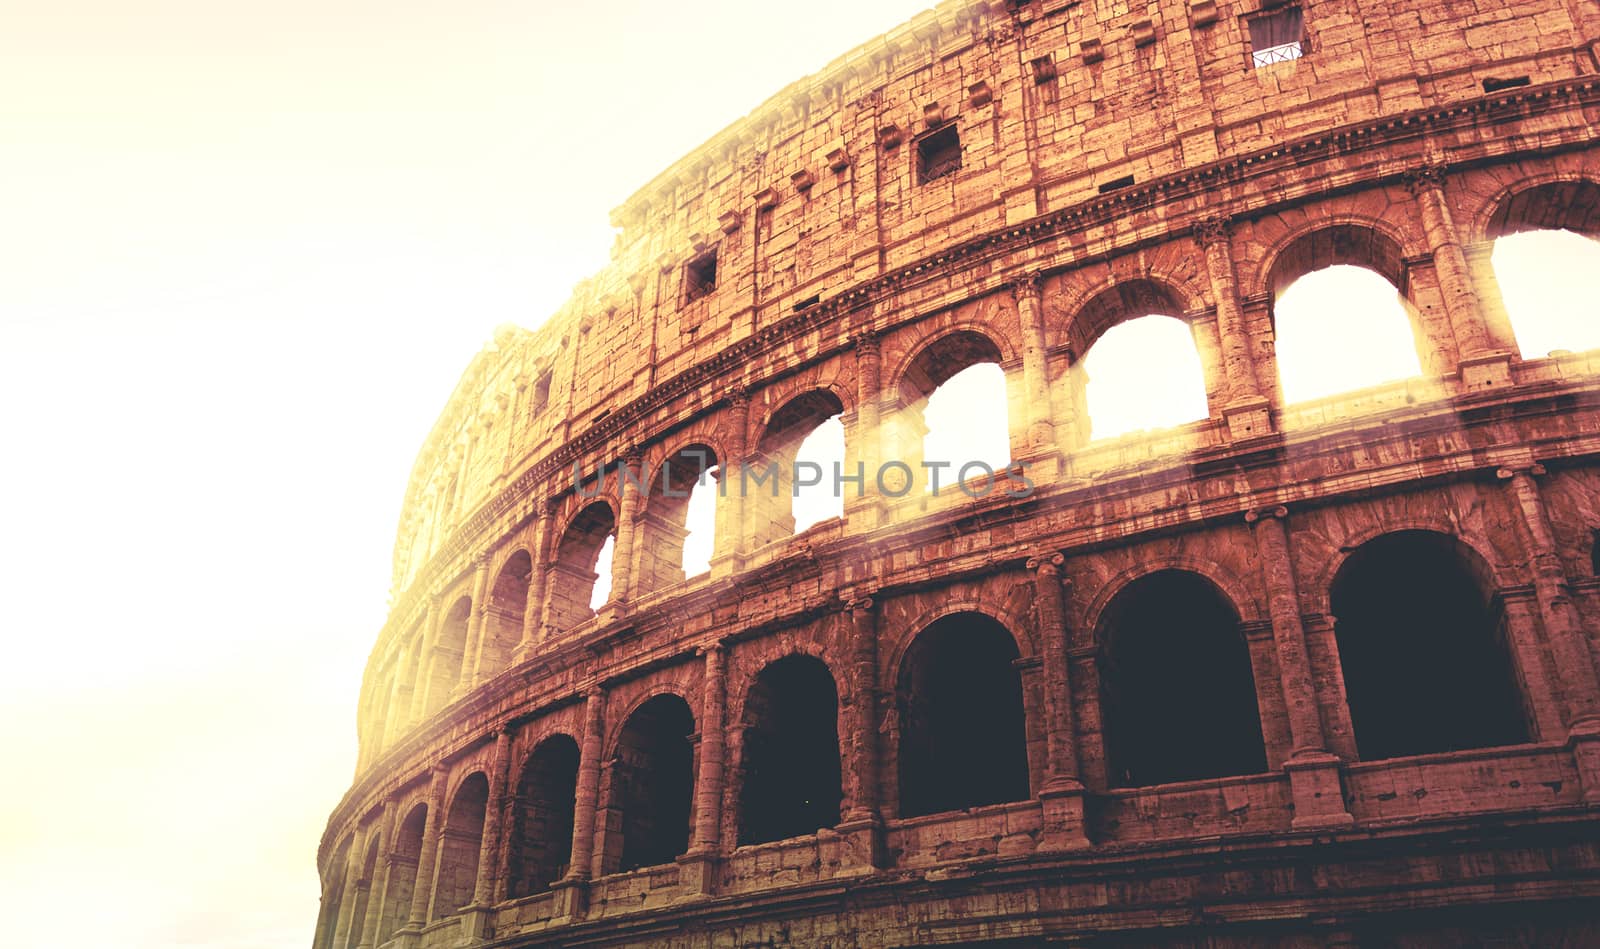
[315,0,1600,945]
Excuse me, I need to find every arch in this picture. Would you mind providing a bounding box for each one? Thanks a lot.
[1082,314,1210,440]
[735,655,842,845]
[1060,277,1198,359]
[1083,556,1267,636]
[318,834,354,949]
[1306,517,1510,615]
[424,597,472,716]
[896,611,1030,818]
[481,550,531,680]
[1482,179,1600,359]
[1096,569,1266,787]
[378,802,427,941]
[430,772,489,920]
[602,693,696,873]
[1265,224,1426,403]
[342,833,382,949]
[749,389,847,546]
[1329,530,1528,761]
[636,442,720,593]
[547,500,616,633]
[507,734,581,897]
[889,329,1012,495]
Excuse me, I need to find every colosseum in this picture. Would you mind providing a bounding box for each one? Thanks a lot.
[315,0,1600,945]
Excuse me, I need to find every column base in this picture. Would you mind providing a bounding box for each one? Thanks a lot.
[1459,350,1513,391]
[844,496,891,532]
[549,876,590,922]
[1038,779,1092,851]
[1567,719,1600,804]
[1285,750,1355,830]
[675,850,719,897]
[598,600,629,626]
[455,903,495,945]
[1013,446,1067,488]
[1222,396,1274,441]
[387,927,422,949]
[709,550,745,580]
[835,814,887,872]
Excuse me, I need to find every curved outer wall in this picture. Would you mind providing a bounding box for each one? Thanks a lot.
[319,0,1600,946]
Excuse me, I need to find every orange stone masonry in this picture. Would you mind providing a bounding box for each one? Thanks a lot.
[318,0,1600,945]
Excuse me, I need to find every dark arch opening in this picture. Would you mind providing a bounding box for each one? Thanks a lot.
[751,390,846,546]
[547,501,616,633]
[1098,570,1267,787]
[896,612,1030,818]
[482,550,531,679]
[736,655,842,845]
[508,735,580,897]
[1331,531,1527,761]
[606,694,696,873]
[431,773,488,919]
[379,803,427,942]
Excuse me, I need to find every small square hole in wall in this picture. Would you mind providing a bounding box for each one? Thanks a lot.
[683,247,718,303]
[1248,6,1306,68]
[917,123,962,184]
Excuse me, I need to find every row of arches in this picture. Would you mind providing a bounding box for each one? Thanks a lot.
[336,527,1534,947]
[372,179,1600,748]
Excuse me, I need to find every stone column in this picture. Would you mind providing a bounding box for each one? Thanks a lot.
[712,390,751,577]
[513,501,556,662]
[407,766,449,929]
[1012,275,1062,471]
[1247,506,1353,829]
[851,331,886,527]
[461,726,513,939]
[462,553,492,689]
[682,643,727,895]
[604,448,643,619]
[838,596,885,870]
[553,689,606,919]
[1499,465,1600,800]
[1028,553,1090,849]
[355,801,398,949]
[330,835,365,948]
[1195,217,1273,439]
[1405,165,1510,388]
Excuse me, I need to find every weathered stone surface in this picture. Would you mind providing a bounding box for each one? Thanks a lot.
[316,0,1600,946]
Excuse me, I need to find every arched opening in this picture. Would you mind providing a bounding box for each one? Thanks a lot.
[546,501,616,633]
[481,550,531,680]
[604,694,696,873]
[1486,181,1600,359]
[508,735,580,897]
[343,836,381,949]
[1082,314,1209,440]
[1330,531,1527,761]
[637,444,719,593]
[318,835,353,949]
[430,773,488,920]
[1097,570,1266,787]
[896,612,1030,818]
[736,655,842,845]
[750,390,846,546]
[1269,226,1425,403]
[424,598,472,716]
[379,803,427,942]
[894,331,1010,495]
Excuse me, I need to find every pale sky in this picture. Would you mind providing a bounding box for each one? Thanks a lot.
[3,4,1598,948]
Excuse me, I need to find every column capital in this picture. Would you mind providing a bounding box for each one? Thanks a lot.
[540,496,561,520]
[1026,551,1065,575]
[845,595,875,615]
[1193,214,1234,248]
[621,445,645,468]
[1245,504,1289,524]
[1402,163,1448,195]
[1008,270,1045,305]
[850,328,881,358]
[726,385,752,409]
[695,639,728,659]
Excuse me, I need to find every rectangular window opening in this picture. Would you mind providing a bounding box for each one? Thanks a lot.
[1482,75,1530,93]
[683,248,719,303]
[917,123,962,184]
[1249,6,1306,68]
[1098,174,1136,194]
